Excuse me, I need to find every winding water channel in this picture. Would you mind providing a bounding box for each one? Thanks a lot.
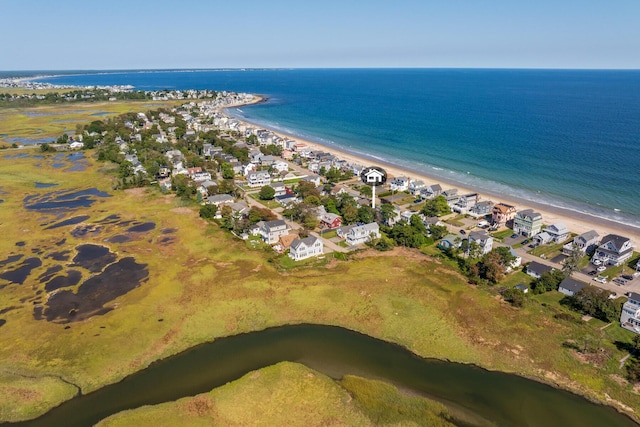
[12,324,638,426]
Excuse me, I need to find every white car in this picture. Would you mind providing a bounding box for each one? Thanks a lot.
[597,265,607,272]
[593,276,607,284]
[593,259,602,266]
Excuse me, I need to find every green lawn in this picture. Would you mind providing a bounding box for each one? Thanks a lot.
[491,229,514,240]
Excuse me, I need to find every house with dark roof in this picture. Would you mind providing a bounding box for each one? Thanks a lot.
[558,277,589,297]
[468,231,493,255]
[621,292,640,333]
[592,234,634,266]
[526,261,554,278]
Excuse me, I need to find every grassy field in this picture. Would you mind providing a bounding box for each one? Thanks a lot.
[96,362,456,427]
[1,147,640,423]
[0,100,181,147]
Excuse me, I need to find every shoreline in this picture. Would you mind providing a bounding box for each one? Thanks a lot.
[224,98,640,245]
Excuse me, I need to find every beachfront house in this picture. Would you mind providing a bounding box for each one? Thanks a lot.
[492,203,517,227]
[421,184,442,199]
[468,201,494,218]
[468,231,493,255]
[346,222,380,246]
[513,209,543,237]
[621,292,640,333]
[289,236,324,261]
[389,176,410,192]
[558,277,589,297]
[591,234,634,266]
[542,222,570,243]
[452,193,480,214]
[563,230,599,255]
[408,180,426,196]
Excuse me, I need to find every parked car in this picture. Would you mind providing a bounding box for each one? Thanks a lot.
[522,239,529,245]
[597,266,607,272]
[460,229,466,235]
[510,233,519,239]
[593,276,607,284]
[588,270,597,276]
[622,274,634,281]
[614,278,628,285]
[593,259,602,266]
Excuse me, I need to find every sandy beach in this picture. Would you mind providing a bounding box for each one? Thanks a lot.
[224,98,640,246]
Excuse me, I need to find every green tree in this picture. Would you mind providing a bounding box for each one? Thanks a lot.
[358,205,376,224]
[502,288,526,307]
[421,195,451,217]
[199,204,218,220]
[258,185,276,200]
[221,162,235,179]
[428,224,448,240]
[40,143,54,153]
[563,244,582,276]
[530,269,565,294]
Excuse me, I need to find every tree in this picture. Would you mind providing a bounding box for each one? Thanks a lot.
[563,244,582,276]
[477,250,505,284]
[568,286,622,322]
[295,181,320,199]
[199,204,218,220]
[502,288,526,307]
[303,195,321,206]
[221,162,235,179]
[358,205,375,224]
[258,185,275,200]
[421,195,451,217]
[341,205,359,225]
[40,143,54,152]
[530,270,565,294]
[358,185,372,198]
[380,203,397,225]
[429,224,448,240]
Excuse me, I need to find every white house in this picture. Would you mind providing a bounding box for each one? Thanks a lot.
[468,231,493,255]
[289,236,324,261]
[408,180,426,195]
[389,176,409,192]
[621,292,640,333]
[272,161,289,173]
[592,234,634,266]
[346,222,380,246]
[563,230,599,255]
[247,171,271,187]
[256,219,289,244]
[542,222,570,243]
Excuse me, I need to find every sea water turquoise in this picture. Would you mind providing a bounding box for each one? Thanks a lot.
[34,69,640,228]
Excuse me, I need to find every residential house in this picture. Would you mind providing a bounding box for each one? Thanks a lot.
[592,234,634,266]
[247,171,271,187]
[468,201,494,218]
[526,261,554,278]
[69,141,84,150]
[389,176,410,192]
[206,194,234,206]
[533,231,553,246]
[506,248,522,272]
[302,174,321,186]
[274,194,297,206]
[346,222,380,246]
[621,292,640,333]
[438,234,461,250]
[542,222,570,243]
[515,284,529,294]
[330,185,347,196]
[563,230,599,255]
[269,182,287,197]
[272,161,289,173]
[492,203,517,227]
[420,184,442,199]
[289,236,324,261]
[319,212,342,229]
[197,179,217,197]
[442,189,460,207]
[257,220,289,244]
[452,193,480,214]
[156,165,171,179]
[468,231,493,255]
[558,277,589,297]
[513,209,543,237]
[336,224,357,239]
[408,180,426,196]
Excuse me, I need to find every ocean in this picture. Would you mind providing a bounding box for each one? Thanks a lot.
[34,69,640,228]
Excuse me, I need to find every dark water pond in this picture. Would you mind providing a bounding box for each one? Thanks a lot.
[24,188,110,212]
[126,222,155,233]
[72,244,116,273]
[0,257,42,284]
[45,215,90,230]
[12,324,637,427]
[34,182,58,189]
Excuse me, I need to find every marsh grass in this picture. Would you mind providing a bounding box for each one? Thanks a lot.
[0,148,639,422]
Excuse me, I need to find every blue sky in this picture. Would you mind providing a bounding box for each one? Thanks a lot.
[1,0,639,70]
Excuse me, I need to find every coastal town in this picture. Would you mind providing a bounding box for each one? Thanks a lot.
[26,87,640,335]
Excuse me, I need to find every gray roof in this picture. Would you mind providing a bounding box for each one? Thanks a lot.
[600,234,631,251]
[559,277,589,293]
[264,219,286,230]
[628,292,640,303]
[527,261,554,276]
[290,236,319,251]
[578,230,599,241]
